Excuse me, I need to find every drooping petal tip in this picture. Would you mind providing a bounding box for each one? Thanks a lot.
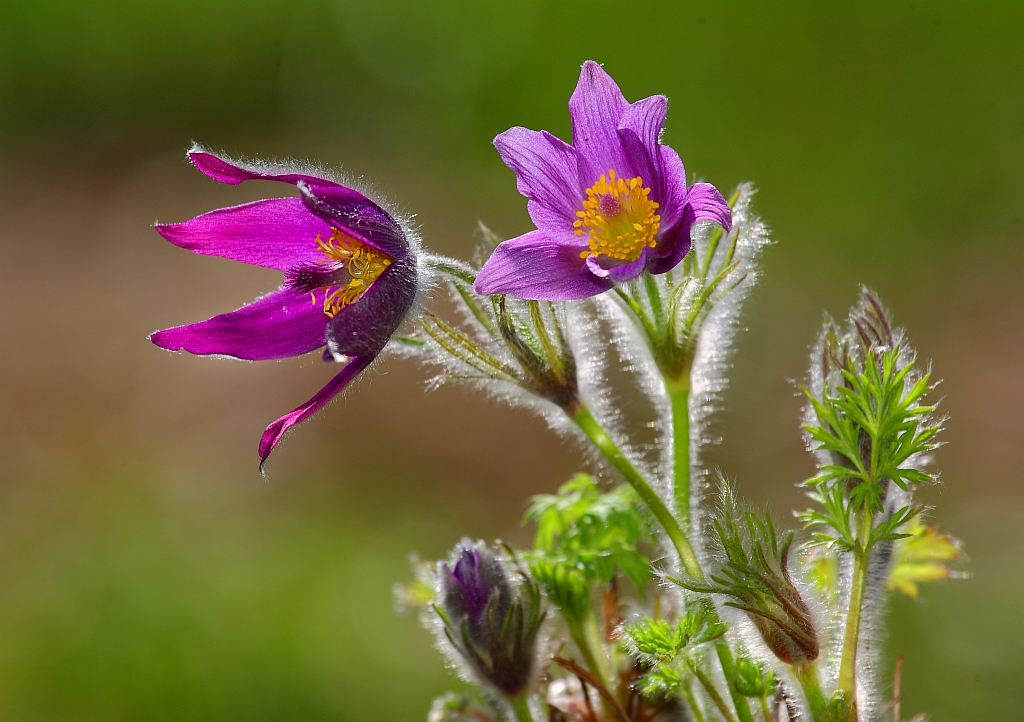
[186,146,343,188]
[258,355,373,472]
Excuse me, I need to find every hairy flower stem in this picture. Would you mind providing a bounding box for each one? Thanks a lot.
[691,663,739,722]
[664,375,692,528]
[681,682,708,722]
[566,613,614,712]
[714,643,756,722]
[509,694,535,722]
[572,405,754,722]
[572,405,701,578]
[838,508,874,721]
[796,662,828,721]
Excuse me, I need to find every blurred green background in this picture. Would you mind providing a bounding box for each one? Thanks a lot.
[0,1,1021,719]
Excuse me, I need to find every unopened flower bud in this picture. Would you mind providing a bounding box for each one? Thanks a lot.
[674,487,820,665]
[435,543,545,698]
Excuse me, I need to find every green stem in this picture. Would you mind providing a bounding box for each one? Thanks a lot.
[758,696,771,722]
[714,642,756,722]
[573,405,753,722]
[572,405,701,579]
[838,509,874,721]
[795,662,828,722]
[566,614,614,711]
[509,694,535,722]
[681,681,708,722]
[665,375,691,528]
[692,663,739,722]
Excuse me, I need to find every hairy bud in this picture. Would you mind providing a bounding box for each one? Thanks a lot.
[674,485,819,665]
[435,544,546,698]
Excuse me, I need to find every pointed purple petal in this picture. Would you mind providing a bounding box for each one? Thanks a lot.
[298,182,409,260]
[474,230,612,301]
[684,182,733,232]
[259,355,373,469]
[155,198,331,271]
[657,145,688,230]
[494,127,583,232]
[188,149,341,187]
[617,95,668,202]
[648,184,731,275]
[569,61,631,184]
[150,288,328,361]
[326,253,419,358]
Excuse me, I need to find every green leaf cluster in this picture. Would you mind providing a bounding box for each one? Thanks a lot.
[524,473,651,593]
[801,341,938,553]
[422,253,579,411]
[624,605,727,699]
[733,655,776,699]
[613,187,747,379]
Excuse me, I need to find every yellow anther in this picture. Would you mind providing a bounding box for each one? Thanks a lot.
[577,170,660,263]
[311,228,392,317]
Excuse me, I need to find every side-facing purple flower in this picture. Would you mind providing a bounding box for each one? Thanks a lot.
[475,61,732,301]
[151,147,420,469]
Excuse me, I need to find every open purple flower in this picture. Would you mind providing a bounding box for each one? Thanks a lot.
[475,61,732,301]
[151,147,419,469]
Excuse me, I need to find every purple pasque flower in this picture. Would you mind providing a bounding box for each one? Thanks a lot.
[475,61,732,301]
[151,147,419,469]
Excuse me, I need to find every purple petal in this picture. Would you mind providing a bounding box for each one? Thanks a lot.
[683,182,733,232]
[569,61,631,184]
[658,145,689,230]
[617,95,668,202]
[259,355,374,470]
[151,288,328,361]
[494,127,584,231]
[648,222,692,276]
[189,148,341,188]
[474,230,612,301]
[298,182,409,261]
[648,184,732,275]
[156,198,331,271]
[585,247,658,283]
[326,253,419,358]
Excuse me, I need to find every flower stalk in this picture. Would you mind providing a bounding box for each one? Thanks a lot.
[571,405,700,579]
[509,695,535,722]
[796,662,829,721]
[664,374,692,528]
[837,508,874,721]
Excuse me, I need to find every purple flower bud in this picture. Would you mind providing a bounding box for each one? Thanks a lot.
[442,548,513,626]
[436,544,545,698]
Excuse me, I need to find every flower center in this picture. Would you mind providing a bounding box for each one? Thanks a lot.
[574,169,660,263]
[311,229,392,317]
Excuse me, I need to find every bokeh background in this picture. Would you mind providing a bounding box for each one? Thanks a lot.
[0,1,1021,719]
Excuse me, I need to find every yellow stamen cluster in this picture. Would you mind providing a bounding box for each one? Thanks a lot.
[574,169,660,263]
[312,228,392,317]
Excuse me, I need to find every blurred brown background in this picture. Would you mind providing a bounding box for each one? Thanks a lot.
[0,1,1021,719]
